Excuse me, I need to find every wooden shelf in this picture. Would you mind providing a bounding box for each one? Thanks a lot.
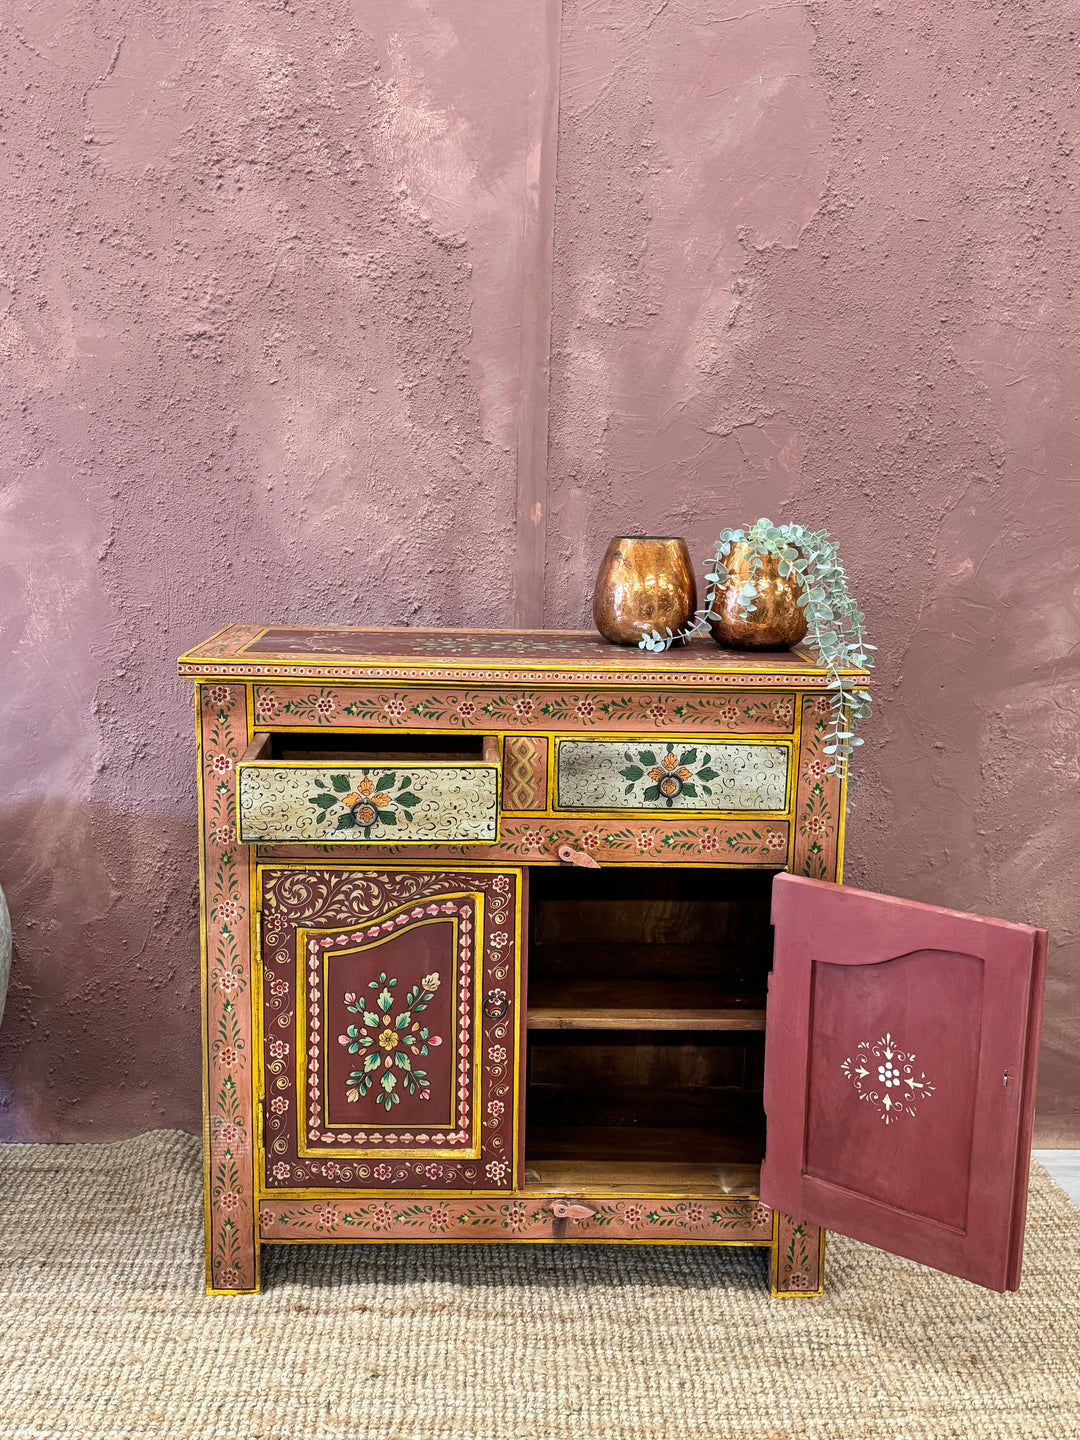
[522,1158,761,1198]
[529,940,771,980]
[526,977,766,1031]
[527,1117,764,1163]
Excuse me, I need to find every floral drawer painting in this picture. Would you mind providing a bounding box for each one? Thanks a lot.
[555,738,790,813]
[238,765,500,844]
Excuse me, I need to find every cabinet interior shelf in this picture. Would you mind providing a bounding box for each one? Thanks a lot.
[526,977,766,1031]
[522,1158,761,1198]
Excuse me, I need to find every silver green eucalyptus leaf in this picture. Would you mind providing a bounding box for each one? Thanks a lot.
[636,516,873,780]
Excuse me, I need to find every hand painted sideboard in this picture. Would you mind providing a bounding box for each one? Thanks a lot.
[180,626,1046,1296]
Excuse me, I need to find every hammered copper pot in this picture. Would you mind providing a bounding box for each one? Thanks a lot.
[708,542,809,651]
[593,537,697,646]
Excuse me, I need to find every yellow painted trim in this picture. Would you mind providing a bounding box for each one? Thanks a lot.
[195,684,213,1292]
[510,872,523,1185]
[834,703,851,884]
[201,675,833,698]
[245,694,263,1291]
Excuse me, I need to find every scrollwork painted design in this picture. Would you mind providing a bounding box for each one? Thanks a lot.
[841,1032,936,1125]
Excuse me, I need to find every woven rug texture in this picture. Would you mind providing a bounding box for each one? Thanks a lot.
[0,1130,1076,1440]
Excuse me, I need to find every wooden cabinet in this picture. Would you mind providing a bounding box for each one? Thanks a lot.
[182,625,1045,1296]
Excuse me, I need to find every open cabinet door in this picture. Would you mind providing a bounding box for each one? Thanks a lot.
[760,873,1046,1291]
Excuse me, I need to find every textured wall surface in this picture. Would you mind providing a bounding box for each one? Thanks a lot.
[0,0,549,1139]
[1,0,1078,1143]
[545,0,1080,1142]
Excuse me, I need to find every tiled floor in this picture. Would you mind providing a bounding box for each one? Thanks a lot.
[1034,1149,1080,1205]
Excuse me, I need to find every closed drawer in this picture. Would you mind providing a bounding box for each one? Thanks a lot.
[554,737,791,814]
[258,1193,772,1243]
[235,733,501,844]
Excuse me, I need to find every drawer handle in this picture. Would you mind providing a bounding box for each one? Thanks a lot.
[548,1200,597,1221]
[556,844,601,870]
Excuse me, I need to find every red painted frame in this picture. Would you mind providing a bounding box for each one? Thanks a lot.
[761,873,1047,1291]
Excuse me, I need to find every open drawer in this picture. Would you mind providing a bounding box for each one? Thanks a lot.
[235,732,501,844]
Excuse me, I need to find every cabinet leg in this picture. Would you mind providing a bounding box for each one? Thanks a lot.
[770,1212,825,1297]
[199,679,260,1295]
[205,1133,260,1295]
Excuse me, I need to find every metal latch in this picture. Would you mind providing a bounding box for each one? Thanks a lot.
[556,843,600,870]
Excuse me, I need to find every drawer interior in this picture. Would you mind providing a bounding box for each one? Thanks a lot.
[262,731,495,764]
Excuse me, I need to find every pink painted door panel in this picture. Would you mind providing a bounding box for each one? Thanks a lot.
[760,874,1046,1291]
[260,867,525,1193]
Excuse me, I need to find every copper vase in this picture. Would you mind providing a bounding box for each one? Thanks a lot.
[708,542,808,651]
[593,537,697,646]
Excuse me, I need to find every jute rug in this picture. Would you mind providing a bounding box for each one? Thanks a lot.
[0,1132,1076,1440]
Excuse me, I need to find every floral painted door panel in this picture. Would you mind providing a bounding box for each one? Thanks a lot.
[260,867,524,1192]
[555,738,790,813]
[238,761,500,845]
[761,874,1047,1292]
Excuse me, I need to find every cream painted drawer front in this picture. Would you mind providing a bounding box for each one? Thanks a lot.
[237,763,499,844]
[555,738,790,813]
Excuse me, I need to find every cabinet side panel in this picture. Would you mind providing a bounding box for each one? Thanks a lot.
[199,681,258,1293]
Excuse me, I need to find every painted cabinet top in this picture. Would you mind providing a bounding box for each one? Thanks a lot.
[179,625,866,687]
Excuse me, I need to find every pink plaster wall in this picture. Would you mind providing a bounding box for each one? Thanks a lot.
[1,0,1078,1142]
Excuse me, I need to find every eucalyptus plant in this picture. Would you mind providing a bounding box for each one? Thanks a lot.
[640,518,874,777]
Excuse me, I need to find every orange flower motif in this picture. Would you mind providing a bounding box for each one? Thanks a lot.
[342,779,391,826]
[648,754,691,783]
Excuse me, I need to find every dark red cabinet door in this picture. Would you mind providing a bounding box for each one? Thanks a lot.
[760,873,1046,1291]
[259,867,525,1193]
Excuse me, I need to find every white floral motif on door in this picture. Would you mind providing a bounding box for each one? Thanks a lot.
[840,1032,935,1124]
